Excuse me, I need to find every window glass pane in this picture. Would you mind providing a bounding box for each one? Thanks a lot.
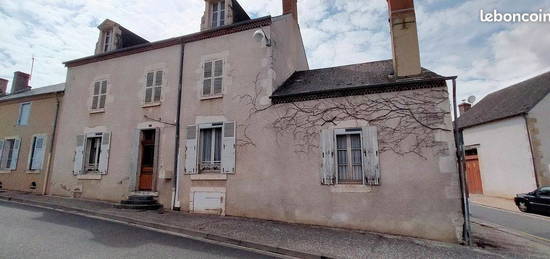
[214,60,223,76]
[204,62,212,78]
[212,2,218,12]
[1,140,14,169]
[94,82,100,95]
[101,81,107,94]
[153,87,161,102]
[220,1,225,10]
[203,79,212,96]
[99,95,106,109]
[336,135,347,149]
[145,88,153,103]
[92,96,99,109]
[350,134,361,148]
[155,71,163,86]
[220,10,225,25]
[19,103,31,125]
[201,129,212,162]
[146,72,154,87]
[214,128,222,161]
[213,78,222,94]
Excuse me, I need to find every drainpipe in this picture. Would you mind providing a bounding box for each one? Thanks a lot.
[42,92,61,195]
[451,78,472,246]
[171,41,185,210]
[523,114,540,188]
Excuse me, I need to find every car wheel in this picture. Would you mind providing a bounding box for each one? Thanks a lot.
[518,201,529,212]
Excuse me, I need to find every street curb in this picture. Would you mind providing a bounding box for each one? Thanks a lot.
[471,202,550,222]
[471,217,550,245]
[0,195,328,259]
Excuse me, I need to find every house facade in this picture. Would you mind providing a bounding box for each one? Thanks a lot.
[0,72,64,194]
[48,0,463,242]
[458,72,550,198]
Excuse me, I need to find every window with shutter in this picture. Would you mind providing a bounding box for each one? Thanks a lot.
[9,138,21,170]
[202,59,223,97]
[144,70,163,104]
[98,132,111,175]
[221,122,236,174]
[320,129,335,185]
[91,80,107,111]
[184,125,198,174]
[73,135,85,175]
[362,126,381,185]
[29,135,46,170]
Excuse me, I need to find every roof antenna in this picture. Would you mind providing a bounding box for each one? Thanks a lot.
[29,55,35,84]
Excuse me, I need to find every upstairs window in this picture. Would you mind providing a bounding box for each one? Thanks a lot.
[18,103,31,126]
[211,1,225,28]
[91,80,107,111]
[202,59,223,97]
[103,31,112,52]
[145,70,163,104]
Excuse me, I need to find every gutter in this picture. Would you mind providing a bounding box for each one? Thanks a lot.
[42,92,62,195]
[171,41,185,210]
[523,114,541,188]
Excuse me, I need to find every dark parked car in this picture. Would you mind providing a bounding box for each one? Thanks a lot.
[514,187,550,214]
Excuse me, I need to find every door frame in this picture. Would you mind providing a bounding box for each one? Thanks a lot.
[136,128,160,192]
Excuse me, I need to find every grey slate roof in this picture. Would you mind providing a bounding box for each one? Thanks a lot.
[0,83,65,102]
[457,71,550,129]
[271,60,448,103]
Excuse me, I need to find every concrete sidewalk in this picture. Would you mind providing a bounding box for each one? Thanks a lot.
[0,191,549,258]
[469,194,520,212]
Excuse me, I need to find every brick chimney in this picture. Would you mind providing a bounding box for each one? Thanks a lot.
[459,102,472,116]
[0,78,8,96]
[283,0,298,23]
[11,71,31,94]
[387,0,422,77]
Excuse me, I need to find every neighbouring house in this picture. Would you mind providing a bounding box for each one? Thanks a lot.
[48,0,462,242]
[457,72,550,198]
[0,72,64,194]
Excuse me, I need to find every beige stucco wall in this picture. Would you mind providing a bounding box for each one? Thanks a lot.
[0,93,61,193]
[176,16,462,242]
[463,116,538,198]
[49,45,180,206]
[527,94,550,186]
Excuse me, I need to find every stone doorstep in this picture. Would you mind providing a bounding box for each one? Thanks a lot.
[0,193,325,259]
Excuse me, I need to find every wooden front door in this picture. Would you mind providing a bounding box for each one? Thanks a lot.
[465,155,483,194]
[139,130,156,191]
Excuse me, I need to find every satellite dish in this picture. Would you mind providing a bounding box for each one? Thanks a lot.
[467,96,476,104]
[253,29,265,43]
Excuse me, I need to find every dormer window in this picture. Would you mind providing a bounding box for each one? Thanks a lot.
[211,1,225,28]
[103,31,112,52]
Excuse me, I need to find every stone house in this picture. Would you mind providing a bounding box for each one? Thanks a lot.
[458,72,550,198]
[0,72,64,194]
[48,0,462,242]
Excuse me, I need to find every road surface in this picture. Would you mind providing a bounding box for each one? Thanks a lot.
[0,201,273,259]
[470,203,550,241]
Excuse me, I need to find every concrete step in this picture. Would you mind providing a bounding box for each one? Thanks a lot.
[127,195,155,201]
[113,203,163,210]
[120,199,158,205]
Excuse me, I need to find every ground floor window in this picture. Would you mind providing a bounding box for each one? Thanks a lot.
[85,136,102,173]
[199,127,222,172]
[0,139,16,169]
[336,130,363,184]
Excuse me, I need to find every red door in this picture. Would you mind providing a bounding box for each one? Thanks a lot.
[465,155,483,194]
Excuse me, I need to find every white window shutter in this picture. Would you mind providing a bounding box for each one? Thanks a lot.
[0,139,4,161]
[362,126,380,185]
[31,135,46,170]
[73,135,85,175]
[221,122,236,174]
[10,138,21,170]
[184,125,198,174]
[98,132,111,175]
[320,128,335,185]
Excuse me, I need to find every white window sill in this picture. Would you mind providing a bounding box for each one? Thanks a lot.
[25,170,42,174]
[90,109,105,114]
[200,95,223,101]
[141,102,161,108]
[77,174,102,180]
[190,173,227,181]
[330,185,373,193]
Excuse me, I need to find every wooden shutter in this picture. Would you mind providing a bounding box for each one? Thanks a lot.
[184,125,198,174]
[362,126,380,185]
[320,128,335,185]
[98,132,111,175]
[221,122,236,174]
[31,135,46,170]
[129,129,141,190]
[0,139,4,165]
[10,138,21,170]
[73,135,85,175]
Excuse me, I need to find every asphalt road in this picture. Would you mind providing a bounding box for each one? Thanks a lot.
[0,201,274,259]
[470,203,550,241]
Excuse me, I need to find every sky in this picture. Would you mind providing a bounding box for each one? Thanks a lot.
[1,0,549,103]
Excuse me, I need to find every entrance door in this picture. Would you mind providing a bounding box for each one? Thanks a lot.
[139,130,156,191]
[465,154,483,194]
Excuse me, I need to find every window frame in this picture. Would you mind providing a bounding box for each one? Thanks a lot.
[0,138,16,170]
[198,123,223,173]
[91,80,108,112]
[84,135,103,174]
[202,59,224,98]
[17,102,32,126]
[334,128,365,185]
[144,70,164,105]
[211,1,225,28]
[27,134,46,171]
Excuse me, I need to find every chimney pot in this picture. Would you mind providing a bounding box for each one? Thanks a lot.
[459,102,472,116]
[0,78,8,96]
[11,71,31,94]
[282,0,298,23]
[387,0,422,77]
